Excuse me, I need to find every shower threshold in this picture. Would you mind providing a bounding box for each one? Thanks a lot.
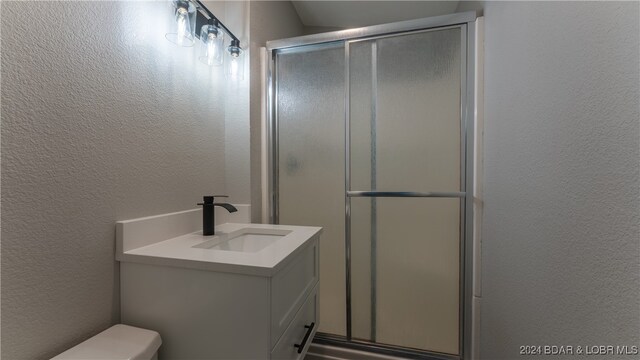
[311,333,460,360]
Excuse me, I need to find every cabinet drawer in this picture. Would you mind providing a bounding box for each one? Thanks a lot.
[271,284,318,360]
[271,238,318,346]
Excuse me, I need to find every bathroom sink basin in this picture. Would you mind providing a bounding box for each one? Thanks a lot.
[192,228,292,253]
[117,212,322,276]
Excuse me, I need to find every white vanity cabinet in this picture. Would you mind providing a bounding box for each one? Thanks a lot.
[116,211,321,360]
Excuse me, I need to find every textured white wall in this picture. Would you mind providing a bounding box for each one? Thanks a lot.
[0,1,237,358]
[223,0,252,205]
[473,2,640,359]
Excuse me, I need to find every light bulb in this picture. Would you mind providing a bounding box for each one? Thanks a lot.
[207,35,217,62]
[176,8,188,46]
[230,56,239,76]
[207,34,220,64]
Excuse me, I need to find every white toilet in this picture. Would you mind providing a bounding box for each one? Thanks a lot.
[51,324,161,360]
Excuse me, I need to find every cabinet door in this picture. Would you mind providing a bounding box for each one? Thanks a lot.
[271,240,319,346]
[271,285,318,359]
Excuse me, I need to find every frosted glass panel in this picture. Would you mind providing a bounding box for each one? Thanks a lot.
[276,45,345,336]
[351,28,462,193]
[349,27,462,355]
[351,197,460,354]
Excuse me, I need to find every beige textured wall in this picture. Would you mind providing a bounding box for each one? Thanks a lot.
[221,0,252,204]
[1,1,234,358]
[303,25,346,35]
[456,2,640,359]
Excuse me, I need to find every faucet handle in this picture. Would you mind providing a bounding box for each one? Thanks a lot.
[197,195,229,206]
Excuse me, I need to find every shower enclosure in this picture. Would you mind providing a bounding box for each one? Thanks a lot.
[266,12,478,359]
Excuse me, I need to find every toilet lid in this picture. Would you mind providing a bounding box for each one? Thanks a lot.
[51,324,162,360]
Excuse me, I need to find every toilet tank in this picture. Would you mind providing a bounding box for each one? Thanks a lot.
[51,324,161,360]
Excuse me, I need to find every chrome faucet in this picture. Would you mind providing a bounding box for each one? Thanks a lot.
[197,195,238,236]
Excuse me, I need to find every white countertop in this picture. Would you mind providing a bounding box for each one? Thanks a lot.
[117,219,322,277]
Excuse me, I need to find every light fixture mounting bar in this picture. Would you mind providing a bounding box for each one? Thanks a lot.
[195,0,240,43]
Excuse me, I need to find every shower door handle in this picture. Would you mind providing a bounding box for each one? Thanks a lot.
[347,191,466,198]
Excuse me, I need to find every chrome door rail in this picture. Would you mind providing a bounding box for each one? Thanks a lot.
[266,11,476,51]
[348,191,466,198]
[344,39,352,342]
[369,41,378,343]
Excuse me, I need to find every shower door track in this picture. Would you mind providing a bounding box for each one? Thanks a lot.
[314,333,460,360]
[267,11,478,360]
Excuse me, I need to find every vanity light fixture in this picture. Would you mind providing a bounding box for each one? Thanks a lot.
[199,18,224,66]
[166,0,244,80]
[225,39,245,80]
[165,0,197,47]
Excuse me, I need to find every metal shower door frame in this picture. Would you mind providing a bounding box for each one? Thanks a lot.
[266,11,477,360]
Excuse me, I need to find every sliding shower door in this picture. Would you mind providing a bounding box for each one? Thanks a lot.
[348,28,463,355]
[270,16,474,358]
[275,44,347,337]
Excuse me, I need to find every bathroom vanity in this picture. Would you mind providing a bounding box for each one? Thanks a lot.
[116,209,321,359]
